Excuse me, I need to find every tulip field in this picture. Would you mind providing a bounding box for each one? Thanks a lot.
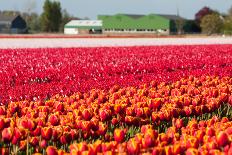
[0,44,232,154]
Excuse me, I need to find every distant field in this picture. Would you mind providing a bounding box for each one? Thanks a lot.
[0,38,232,154]
[0,37,232,48]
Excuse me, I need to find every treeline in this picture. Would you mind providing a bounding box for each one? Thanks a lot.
[195,6,232,35]
[0,0,75,33]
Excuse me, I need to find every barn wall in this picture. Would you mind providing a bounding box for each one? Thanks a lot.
[64,28,79,34]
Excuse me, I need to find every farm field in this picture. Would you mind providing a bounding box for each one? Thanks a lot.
[0,43,232,154]
[0,37,232,48]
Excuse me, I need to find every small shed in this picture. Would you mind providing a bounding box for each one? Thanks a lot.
[0,14,27,34]
[64,20,102,34]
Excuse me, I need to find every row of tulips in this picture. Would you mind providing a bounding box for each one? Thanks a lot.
[41,116,232,155]
[0,75,231,154]
[0,45,232,103]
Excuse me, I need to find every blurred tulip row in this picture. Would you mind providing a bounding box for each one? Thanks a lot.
[44,116,232,155]
[0,45,231,103]
[0,75,231,154]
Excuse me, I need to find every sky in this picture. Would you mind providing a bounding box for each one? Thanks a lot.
[0,0,232,19]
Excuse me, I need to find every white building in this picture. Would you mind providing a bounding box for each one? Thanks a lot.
[64,20,102,34]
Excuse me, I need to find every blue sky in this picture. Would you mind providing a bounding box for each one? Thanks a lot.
[0,0,231,19]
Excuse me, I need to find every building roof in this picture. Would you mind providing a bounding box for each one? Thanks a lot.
[157,14,185,20]
[65,20,102,29]
[0,14,18,22]
[122,14,144,19]
[101,13,185,21]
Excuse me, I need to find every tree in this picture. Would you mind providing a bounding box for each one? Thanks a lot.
[28,13,41,32]
[59,9,73,32]
[223,6,232,35]
[40,0,62,32]
[175,18,185,34]
[195,6,216,22]
[200,13,223,35]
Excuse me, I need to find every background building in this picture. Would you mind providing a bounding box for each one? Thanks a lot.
[64,20,102,34]
[98,14,186,35]
[0,14,27,34]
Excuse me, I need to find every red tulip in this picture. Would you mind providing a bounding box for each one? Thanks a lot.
[48,114,60,126]
[41,127,53,140]
[164,145,173,155]
[216,131,230,147]
[228,147,232,155]
[228,95,232,106]
[0,118,6,130]
[2,127,13,143]
[0,106,6,115]
[82,108,93,121]
[99,109,111,121]
[60,132,72,144]
[174,118,184,129]
[127,138,140,155]
[114,128,125,143]
[19,140,27,151]
[81,121,92,132]
[225,127,232,135]
[98,122,107,136]
[206,141,218,150]
[126,107,135,116]
[55,102,64,112]
[31,126,41,136]
[186,137,199,149]
[111,118,119,126]
[173,143,183,154]
[52,126,63,141]
[152,146,164,155]
[206,127,215,136]
[46,146,58,155]
[101,142,112,152]
[141,125,153,134]
[30,136,39,147]
[40,139,48,149]
[195,130,205,143]
[186,148,199,155]
[209,149,223,155]
[0,147,9,155]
